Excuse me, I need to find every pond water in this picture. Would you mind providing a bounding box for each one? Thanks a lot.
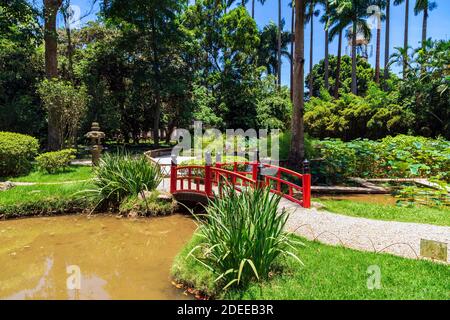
[316,194,398,205]
[0,214,197,300]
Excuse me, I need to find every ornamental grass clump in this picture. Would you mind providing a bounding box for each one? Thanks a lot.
[90,153,162,205]
[189,187,302,290]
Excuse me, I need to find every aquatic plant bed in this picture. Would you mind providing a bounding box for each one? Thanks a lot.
[172,234,450,300]
[317,198,450,227]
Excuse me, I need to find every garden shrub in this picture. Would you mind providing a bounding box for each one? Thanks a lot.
[0,132,39,177]
[35,149,77,173]
[189,187,302,290]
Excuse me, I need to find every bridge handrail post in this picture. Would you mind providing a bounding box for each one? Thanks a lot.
[170,155,177,194]
[205,151,212,197]
[256,161,265,189]
[302,159,311,208]
[215,152,222,185]
[252,160,258,182]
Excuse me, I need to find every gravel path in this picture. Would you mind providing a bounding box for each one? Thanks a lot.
[158,175,449,263]
[280,198,450,263]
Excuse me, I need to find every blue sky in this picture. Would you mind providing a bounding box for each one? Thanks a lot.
[68,0,450,86]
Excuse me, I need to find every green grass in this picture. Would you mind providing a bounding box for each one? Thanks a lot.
[0,182,95,218]
[172,234,450,300]
[8,165,93,183]
[317,199,450,227]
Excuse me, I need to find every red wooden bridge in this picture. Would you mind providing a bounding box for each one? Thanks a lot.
[168,157,311,208]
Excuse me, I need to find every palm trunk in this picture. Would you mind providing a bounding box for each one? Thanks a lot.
[290,3,295,101]
[384,0,390,88]
[403,0,409,78]
[252,0,255,18]
[44,0,63,151]
[289,0,306,165]
[277,0,282,87]
[422,7,428,48]
[421,7,428,75]
[309,11,314,97]
[334,30,342,99]
[351,21,357,95]
[324,1,329,91]
[375,26,381,84]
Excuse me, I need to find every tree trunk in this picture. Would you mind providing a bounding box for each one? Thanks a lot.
[403,0,409,78]
[252,0,255,19]
[384,0,390,88]
[289,0,305,165]
[421,7,428,75]
[324,0,329,91]
[151,15,161,148]
[277,0,282,87]
[62,8,74,81]
[334,30,342,99]
[290,3,295,101]
[422,7,428,48]
[351,21,357,95]
[309,10,314,97]
[44,0,62,151]
[375,25,381,84]
[153,96,161,148]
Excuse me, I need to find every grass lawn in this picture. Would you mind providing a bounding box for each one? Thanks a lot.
[0,182,95,218]
[8,165,93,183]
[316,199,450,227]
[172,234,450,300]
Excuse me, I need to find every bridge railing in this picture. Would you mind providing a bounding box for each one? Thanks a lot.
[169,157,311,208]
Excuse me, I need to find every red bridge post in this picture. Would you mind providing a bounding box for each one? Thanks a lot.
[170,155,177,194]
[205,151,212,197]
[302,159,311,208]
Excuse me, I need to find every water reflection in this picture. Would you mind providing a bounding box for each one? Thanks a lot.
[0,215,196,300]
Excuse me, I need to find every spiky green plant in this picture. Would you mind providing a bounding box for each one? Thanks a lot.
[88,153,162,205]
[189,187,303,290]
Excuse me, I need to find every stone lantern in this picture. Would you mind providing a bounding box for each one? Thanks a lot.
[86,122,105,166]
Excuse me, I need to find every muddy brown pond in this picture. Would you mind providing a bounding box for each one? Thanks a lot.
[0,214,197,300]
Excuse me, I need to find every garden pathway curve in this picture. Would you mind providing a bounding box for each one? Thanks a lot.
[157,178,449,263]
[280,198,450,263]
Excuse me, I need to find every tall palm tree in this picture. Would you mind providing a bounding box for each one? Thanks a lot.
[290,1,295,100]
[414,0,437,49]
[394,0,410,78]
[384,0,390,86]
[289,0,306,165]
[328,0,344,98]
[277,0,282,86]
[320,0,330,90]
[332,0,371,95]
[257,21,292,78]
[251,0,266,19]
[305,0,320,97]
[370,1,386,84]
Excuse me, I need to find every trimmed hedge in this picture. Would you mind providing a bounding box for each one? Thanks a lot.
[0,132,39,177]
[36,149,76,173]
